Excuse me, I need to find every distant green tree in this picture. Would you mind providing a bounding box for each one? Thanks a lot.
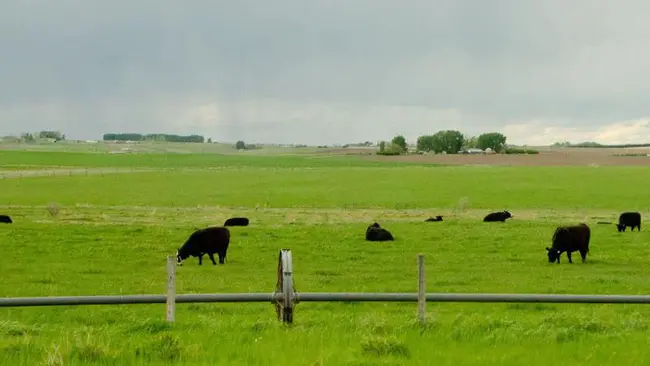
[462,136,478,149]
[417,130,465,154]
[20,133,35,142]
[38,131,64,140]
[416,135,434,152]
[477,132,507,152]
[235,140,246,150]
[391,135,407,153]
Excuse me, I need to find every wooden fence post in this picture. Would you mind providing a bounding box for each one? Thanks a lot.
[166,256,176,323]
[417,254,426,323]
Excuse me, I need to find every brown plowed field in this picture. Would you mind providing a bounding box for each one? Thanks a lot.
[322,147,650,166]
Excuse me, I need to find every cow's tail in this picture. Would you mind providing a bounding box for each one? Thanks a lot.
[585,228,591,253]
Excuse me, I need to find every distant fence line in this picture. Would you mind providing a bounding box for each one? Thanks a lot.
[0,166,323,179]
[2,250,650,324]
[0,167,151,179]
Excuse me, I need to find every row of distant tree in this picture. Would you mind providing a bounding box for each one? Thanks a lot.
[378,131,513,155]
[102,133,205,143]
[233,140,262,150]
[552,141,650,148]
[15,131,67,142]
[5,130,650,150]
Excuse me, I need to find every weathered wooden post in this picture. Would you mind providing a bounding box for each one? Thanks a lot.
[417,254,426,323]
[166,256,176,323]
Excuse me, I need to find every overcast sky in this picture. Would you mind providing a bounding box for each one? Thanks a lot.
[2,0,650,146]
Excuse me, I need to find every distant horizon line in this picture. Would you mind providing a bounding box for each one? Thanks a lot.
[4,135,650,149]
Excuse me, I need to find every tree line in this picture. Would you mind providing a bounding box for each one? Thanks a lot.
[552,141,650,148]
[102,133,205,143]
[378,130,538,155]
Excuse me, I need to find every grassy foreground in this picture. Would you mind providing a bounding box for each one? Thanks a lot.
[1,151,650,365]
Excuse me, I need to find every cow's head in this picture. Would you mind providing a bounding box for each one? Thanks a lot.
[616,224,626,232]
[503,211,512,219]
[176,249,188,266]
[546,247,561,263]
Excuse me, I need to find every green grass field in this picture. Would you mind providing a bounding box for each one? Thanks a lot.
[1,150,650,365]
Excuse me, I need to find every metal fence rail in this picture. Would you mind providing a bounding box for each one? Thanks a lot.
[1,250,648,324]
[3,292,650,308]
[0,293,279,307]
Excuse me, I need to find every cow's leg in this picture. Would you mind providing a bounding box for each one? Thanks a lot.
[579,250,587,263]
[208,253,217,265]
[217,252,225,264]
[566,251,573,263]
[198,254,203,265]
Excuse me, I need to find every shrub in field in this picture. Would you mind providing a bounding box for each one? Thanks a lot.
[376,142,405,156]
[47,202,61,217]
[505,147,539,155]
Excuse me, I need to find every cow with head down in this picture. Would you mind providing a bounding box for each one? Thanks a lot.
[546,223,591,264]
[176,226,231,266]
[616,212,641,232]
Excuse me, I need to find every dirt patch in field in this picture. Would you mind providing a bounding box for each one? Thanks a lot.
[364,149,650,166]
[323,146,650,166]
[2,204,635,227]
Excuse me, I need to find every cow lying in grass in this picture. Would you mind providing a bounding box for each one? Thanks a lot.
[546,223,591,264]
[365,222,394,241]
[0,215,12,224]
[224,217,249,227]
[176,226,231,266]
[425,216,443,222]
[483,211,512,222]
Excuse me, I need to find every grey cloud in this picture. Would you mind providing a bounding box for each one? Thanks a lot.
[1,0,650,144]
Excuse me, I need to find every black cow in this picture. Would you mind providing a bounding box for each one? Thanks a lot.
[425,216,443,222]
[616,212,641,232]
[365,222,394,242]
[546,223,591,264]
[224,217,249,227]
[483,211,512,222]
[176,226,231,266]
[0,215,12,224]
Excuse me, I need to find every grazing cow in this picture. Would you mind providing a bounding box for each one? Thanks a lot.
[616,212,641,232]
[425,216,443,222]
[546,223,591,264]
[365,222,394,242]
[0,215,12,224]
[224,217,249,227]
[483,211,512,222]
[176,226,231,266]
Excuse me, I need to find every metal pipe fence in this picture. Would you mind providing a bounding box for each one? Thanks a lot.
[1,250,647,324]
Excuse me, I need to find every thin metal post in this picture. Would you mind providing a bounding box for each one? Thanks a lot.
[417,254,426,323]
[166,256,176,322]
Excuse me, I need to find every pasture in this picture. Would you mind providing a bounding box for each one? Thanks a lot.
[1,149,650,365]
